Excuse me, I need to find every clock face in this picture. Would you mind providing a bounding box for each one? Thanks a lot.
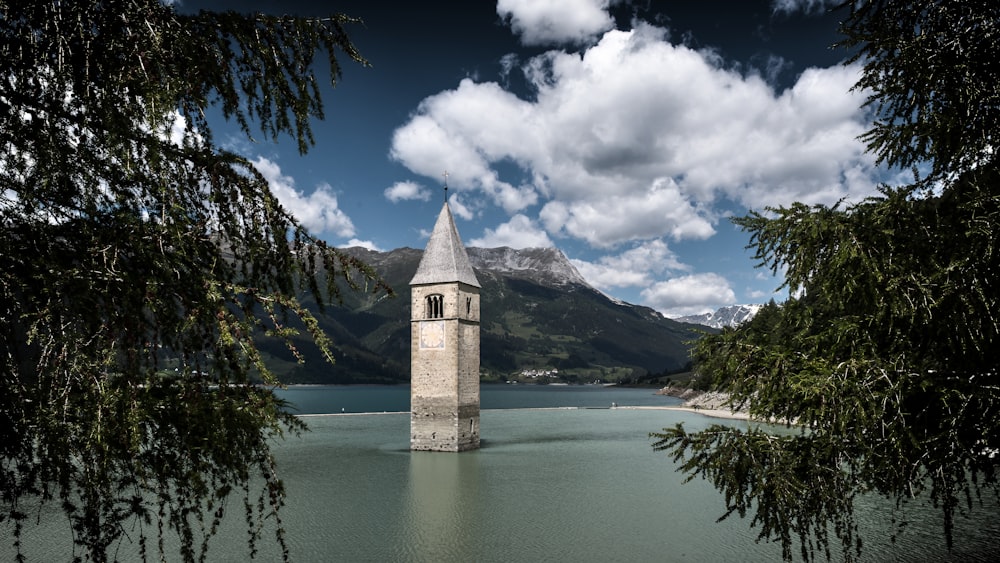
[419,320,446,349]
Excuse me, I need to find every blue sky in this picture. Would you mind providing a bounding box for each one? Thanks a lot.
[184,0,895,317]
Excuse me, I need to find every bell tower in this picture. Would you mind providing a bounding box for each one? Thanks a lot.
[409,201,481,452]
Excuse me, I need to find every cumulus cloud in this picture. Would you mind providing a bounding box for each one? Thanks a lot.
[448,194,475,221]
[253,156,355,237]
[389,83,540,214]
[469,214,553,249]
[485,181,539,213]
[497,0,615,46]
[640,273,737,317]
[345,238,381,251]
[384,180,431,203]
[390,23,874,251]
[771,0,842,15]
[540,178,714,248]
[570,239,688,291]
[390,114,493,188]
[390,18,880,310]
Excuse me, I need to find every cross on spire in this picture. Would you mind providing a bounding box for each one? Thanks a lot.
[443,171,449,202]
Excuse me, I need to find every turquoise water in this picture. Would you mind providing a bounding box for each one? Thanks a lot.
[4,385,997,561]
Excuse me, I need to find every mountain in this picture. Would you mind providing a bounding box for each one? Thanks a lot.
[466,247,588,287]
[673,304,763,329]
[259,246,707,384]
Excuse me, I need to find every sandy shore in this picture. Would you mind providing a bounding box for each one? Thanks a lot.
[619,405,751,421]
[646,387,765,420]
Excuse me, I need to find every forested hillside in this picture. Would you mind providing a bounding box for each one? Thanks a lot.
[256,246,707,383]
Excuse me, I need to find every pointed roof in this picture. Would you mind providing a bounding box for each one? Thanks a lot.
[410,202,481,288]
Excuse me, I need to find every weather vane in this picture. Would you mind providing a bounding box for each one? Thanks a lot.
[443,170,449,202]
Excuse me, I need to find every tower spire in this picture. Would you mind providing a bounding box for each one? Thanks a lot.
[410,201,480,288]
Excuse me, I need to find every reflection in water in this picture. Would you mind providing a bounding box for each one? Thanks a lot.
[401,451,481,561]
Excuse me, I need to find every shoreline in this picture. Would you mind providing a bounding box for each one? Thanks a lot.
[296,404,751,421]
[289,385,756,422]
[620,405,751,421]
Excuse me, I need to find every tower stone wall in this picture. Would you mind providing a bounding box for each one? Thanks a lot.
[410,203,481,452]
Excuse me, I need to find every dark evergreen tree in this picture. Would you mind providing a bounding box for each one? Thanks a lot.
[653,1,1000,561]
[0,1,387,560]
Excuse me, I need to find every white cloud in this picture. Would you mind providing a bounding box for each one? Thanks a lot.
[390,22,877,256]
[448,194,475,221]
[771,0,841,15]
[497,0,615,46]
[390,114,494,189]
[389,81,541,216]
[640,272,737,317]
[252,156,355,237]
[469,214,553,249]
[384,180,431,203]
[345,238,381,251]
[540,178,715,248]
[484,181,538,213]
[571,239,688,290]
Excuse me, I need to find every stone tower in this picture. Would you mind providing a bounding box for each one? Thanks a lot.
[409,201,481,452]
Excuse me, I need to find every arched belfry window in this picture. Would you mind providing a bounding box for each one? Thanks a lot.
[425,294,444,319]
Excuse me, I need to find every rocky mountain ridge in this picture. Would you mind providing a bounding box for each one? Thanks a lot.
[673,304,763,329]
[467,246,588,287]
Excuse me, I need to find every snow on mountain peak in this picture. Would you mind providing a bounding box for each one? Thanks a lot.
[673,304,763,329]
[466,247,589,287]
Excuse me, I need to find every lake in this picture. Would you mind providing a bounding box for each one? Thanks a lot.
[3,385,996,561]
